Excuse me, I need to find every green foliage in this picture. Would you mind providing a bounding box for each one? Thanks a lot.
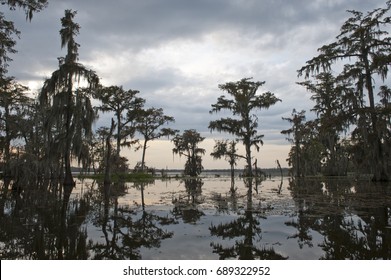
[136,107,176,141]
[211,139,241,178]
[4,0,48,20]
[0,78,34,188]
[297,73,352,176]
[0,0,48,76]
[38,10,100,189]
[135,107,177,171]
[297,1,391,181]
[95,85,145,156]
[281,109,306,177]
[172,129,205,176]
[209,77,280,176]
[0,14,19,77]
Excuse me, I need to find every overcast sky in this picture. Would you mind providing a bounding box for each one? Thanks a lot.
[2,0,388,169]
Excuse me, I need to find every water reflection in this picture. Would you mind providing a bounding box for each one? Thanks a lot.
[0,176,390,259]
[0,187,90,259]
[210,178,287,260]
[171,178,205,224]
[287,178,391,259]
[90,181,175,259]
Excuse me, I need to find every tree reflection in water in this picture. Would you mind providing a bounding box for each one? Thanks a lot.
[1,176,391,259]
[90,180,175,259]
[287,178,391,259]
[210,178,287,260]
[0,179,175,260]
[0,182,90,259]
[171,178,205,224]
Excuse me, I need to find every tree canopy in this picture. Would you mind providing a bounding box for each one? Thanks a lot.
[39,9,99,191]
[297,1,391,181]
[172,129,205,177]
[209,77,281,176]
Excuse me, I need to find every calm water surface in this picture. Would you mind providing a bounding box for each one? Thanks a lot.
[1,176,390,259]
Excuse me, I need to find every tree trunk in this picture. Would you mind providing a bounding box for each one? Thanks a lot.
[3,103,11,190]
[116,113,121,159]
[230,163,235,181]
[140,183,145,211]
[363,49,389,181]
[63,75,75,195]
[244,113,253,178]
[244,137,252,178]
[104,119,116,186]
[294,124,301,177]
[141,139,148,172]
[63,150,75,195]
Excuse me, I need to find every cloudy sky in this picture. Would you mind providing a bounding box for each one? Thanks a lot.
[3,0,388,169]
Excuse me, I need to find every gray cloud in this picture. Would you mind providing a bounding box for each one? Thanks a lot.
[3,0,389,166]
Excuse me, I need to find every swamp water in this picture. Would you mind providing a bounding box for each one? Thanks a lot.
[1,176,390,259]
